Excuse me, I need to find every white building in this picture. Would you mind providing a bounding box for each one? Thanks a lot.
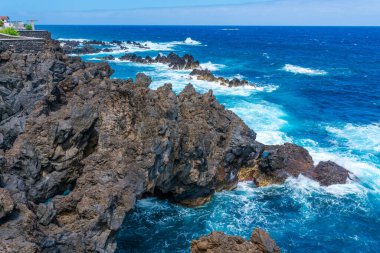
[0,16,10,27]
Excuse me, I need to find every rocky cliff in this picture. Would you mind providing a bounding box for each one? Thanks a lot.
[0,40,354,252]
[0,41,261,252]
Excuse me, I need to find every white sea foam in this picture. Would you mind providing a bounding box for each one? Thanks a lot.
[282,64,327,76]
[199,62,226,71]
[220,28,240,31]
[229,101,291,145]
[143,64,279,99]
[184,37,202,45]
[326,123,380,153]
[57,38,89,42]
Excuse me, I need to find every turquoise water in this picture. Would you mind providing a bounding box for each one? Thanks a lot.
[42,26,380,252]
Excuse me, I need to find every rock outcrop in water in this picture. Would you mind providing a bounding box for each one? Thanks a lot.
[305,161,355,186]
[239,143,354,186]
[60,39,117,55]
[191,228,280,253]
[119,52,200,70]
[0,40,355,252]
[190,68,254,87]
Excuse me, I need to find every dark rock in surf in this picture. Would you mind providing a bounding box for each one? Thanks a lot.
[304,161,354,186]
[190,68,253,87]
[191,228,280,253]
[119,52,200,70]
[98,55,115,61]
[239,143,355,187]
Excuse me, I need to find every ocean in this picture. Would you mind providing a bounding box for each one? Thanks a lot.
[40,25,380,253]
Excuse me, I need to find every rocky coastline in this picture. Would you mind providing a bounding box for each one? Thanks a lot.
[0,39,355,252]
[60,39,151,55]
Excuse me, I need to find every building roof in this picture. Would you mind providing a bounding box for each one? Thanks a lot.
[0,16,10,21]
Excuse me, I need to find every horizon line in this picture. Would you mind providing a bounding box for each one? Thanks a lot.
[37,24,380,27]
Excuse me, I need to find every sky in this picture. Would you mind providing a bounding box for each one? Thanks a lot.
[2,0,380,26]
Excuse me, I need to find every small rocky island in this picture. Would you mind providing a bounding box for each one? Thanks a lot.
[0,38,355,252]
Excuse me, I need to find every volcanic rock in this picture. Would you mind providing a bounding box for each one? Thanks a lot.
[239,143,354,187]
[191,228,280,253]
[190,68,253,87]
[305,161,354,186]
[0,188,14,219]
[98,55,115,61]
[119,52,200,70]
[0,41,260,252]
[0,39,355,252]
[244,143,314,186]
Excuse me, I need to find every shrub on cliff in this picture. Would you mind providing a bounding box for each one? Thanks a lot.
[25,24,33,30]
[0,27,20,36]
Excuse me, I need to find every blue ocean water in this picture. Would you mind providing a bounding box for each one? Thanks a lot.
[41,25,380,252]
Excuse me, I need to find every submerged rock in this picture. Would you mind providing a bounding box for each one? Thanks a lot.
[191,228,280,253]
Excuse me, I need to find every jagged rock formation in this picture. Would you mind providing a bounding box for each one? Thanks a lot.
[0,40,355,252]
[119,52,200,70]
[60,39,150,55]
[60,39,113,55]
[191,228,280,253]
[190,68,254,87]
[0,41,260,252]
[238,143,354,186]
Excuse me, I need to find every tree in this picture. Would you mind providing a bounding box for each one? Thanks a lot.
[0,28,20,36]
[0,20,4,27]
[25,24,33,30]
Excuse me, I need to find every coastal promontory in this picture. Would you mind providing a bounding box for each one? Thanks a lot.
[0,39,354,252]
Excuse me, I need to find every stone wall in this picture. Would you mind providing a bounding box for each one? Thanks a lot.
[0,39,46,52]
[18,30,51,40]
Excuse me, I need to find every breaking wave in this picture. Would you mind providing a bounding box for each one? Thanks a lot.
[326,123,380,154]
[282,64,328,76]
[199,61,226,71]
[184,37,202,45]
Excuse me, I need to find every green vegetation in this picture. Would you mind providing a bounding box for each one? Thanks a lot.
[0,20,4,27]
[0,27,20,36]
[25,24,33,30]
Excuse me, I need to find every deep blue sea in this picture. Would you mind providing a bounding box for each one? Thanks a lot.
[40,25,380,253]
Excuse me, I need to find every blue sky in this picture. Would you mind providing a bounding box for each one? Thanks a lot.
[3,0,380,25]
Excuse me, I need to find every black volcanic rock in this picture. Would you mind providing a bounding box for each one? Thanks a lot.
[239,143,355,187]
[190,68,252,87]
[119,52,200,70]
[191,228,280,253]
[305,161,354,186]
[98,55,116,61]
[0,41,260,252]
[0,40,355,252]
